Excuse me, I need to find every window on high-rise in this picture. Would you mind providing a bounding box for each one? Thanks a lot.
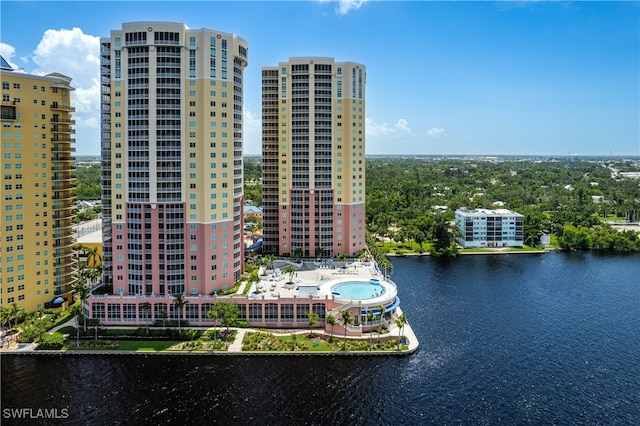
[189,49,196,77]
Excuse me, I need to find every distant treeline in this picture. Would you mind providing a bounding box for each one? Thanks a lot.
[75,156,640,252]
[76,164,101,200]
[366,157,640,252]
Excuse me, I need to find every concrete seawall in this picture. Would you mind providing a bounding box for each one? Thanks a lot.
[2,322,419,357]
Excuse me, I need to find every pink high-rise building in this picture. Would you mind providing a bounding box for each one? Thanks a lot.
[100,22,248,298]
[261,58,366,258]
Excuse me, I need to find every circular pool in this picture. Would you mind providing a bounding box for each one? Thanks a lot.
[331,281,384,300]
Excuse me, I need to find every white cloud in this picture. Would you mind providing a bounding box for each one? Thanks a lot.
[317,0,369,16]
[31,28,100,120]
[395,118,411,132]
[0,43,21,70]
[28,28,101,154]
[366,117,412,138]
[426,127,447,139]
[337,0,368,15]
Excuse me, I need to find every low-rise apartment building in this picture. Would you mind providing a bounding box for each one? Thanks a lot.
[455,208,524,248]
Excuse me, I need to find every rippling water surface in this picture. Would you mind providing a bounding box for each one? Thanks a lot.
[2,252,639,425]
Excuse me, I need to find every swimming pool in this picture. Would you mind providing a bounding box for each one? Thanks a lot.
[331,281,384,299]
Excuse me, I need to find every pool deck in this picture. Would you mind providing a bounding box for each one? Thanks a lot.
[251,259,392,305]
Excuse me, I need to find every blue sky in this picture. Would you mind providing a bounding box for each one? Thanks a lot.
[1,1,638,156]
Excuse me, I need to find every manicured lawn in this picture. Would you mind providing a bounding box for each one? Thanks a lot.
[460,246,546,253]
[57,326,238,352]
[507,246,546,252]
[56,326,76,335]
[460,247,493,253]
[51,311,75,329]
[65,340,182,351]
[307,339,334,351]
[118,340,182,351]
[282,334,334,351]
[375,241,430,255]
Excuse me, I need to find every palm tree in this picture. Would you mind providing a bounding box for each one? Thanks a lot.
[307,311,318,338]
[265,254,276,271]
[140,302,151,335]
[377,304,386,327]
[326,313,337,343]
[315,246,325,259]
[73,243,89,261]
[283,265,297,283]
[256,255,268,270]
[337,252,348,269]
[79,264,93,285]
[366,311,375,351]
[71,303,82,347]
[1,306,12,332]
[375,326,383,345]
[159,311,168,329]
[173,293,188,334]
[73,276,90,330]
[8,302,21,332]
[340,310,353,351]
[207,304,221,348]
[293,247,303,262]
[87,266,102,286]
[86,246,102,268]
[395,313,407,350]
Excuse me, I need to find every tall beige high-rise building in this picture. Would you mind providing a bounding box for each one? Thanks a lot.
[99,22,248,307]
[262,57,366,258]
[0,56,77,313]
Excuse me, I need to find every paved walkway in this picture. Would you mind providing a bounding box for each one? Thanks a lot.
[5,313,419,354]
[236,281,248,294]
[49,318,78,334]
[396,308,419,353]
[227,328,246,352]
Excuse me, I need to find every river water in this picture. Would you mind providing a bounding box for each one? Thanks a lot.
[2,251,639,425]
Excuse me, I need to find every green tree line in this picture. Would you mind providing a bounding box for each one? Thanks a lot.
[75,156,640,253]
[76,164,101,200]
[366,157,639,252]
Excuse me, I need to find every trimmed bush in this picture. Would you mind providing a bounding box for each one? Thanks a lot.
[36,333,65,350]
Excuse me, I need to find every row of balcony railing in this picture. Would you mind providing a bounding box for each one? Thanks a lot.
[50,117,76,125]
[50,104,75,112]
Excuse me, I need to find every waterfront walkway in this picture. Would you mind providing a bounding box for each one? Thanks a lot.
[228,328,246,352]
[2,316,419,355]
